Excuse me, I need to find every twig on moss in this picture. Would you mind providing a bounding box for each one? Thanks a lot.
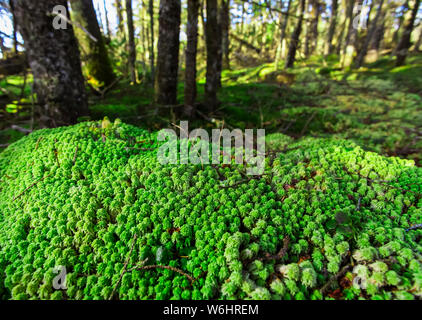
[13,172,53,201]
[320,263,352,296]
[109,234,138,300]
[260,236,290,261]
[72,146,78,165]
[35,137,43,150]
[131,264,194,283]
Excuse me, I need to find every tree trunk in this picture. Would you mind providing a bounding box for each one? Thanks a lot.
[326,0,338,55]
[115,0,125,36]
[342,0,363,67]
[9,0,18,53]
[155,0,181,105]
[355,0,385,68]
[304,3,311,58]
[414,26,422,52]
[220,0,230,70]
[69,0,115,87]
[371,9,386,51]
[285,0,306,69]
[276,0,292,63]
[310,0,321,54]
[11,0,88,127]
[96,1,104,33]
[341,0,356,59]
[103,0,112,37]
[184,0,199,116]
[126,0,136,83]
[216,2,223,89]
[205,0,220,111]
[392,2,409,48]
[149,0,155,83]
[395,0,420,66]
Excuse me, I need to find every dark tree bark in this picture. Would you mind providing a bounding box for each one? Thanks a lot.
[285,0,306,69]
[69,0,115,87]
[155,0,181,105]
[9,0,18,53]
[205,0,220,111]
[395,0,420,66]
[115,0,125,36]
[220,0,230,70]
[184,0,199,116]
[355,0,385,68]
[149,0,155,83]
[216,2,223,89]
[126,0,136,83]
[392,2,409,48]
[96,1,104,33]
[103,0,112,37]
[326,0,338,55]
[11,0,88,127]
[371,9,386,51]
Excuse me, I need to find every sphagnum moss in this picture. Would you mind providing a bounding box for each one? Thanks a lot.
[0,120,421,300]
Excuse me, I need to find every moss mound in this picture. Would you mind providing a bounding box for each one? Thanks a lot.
[0,121,421,300]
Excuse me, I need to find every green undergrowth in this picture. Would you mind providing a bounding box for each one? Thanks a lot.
[0,120,421,300]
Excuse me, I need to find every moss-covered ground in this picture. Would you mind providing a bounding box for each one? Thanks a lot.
[0,53,421,300]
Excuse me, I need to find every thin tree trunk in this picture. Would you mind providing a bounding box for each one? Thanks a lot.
[277,0,292,63]
[205,0,220,111]
[103,0,112,37]
[126,0,136,83]
[155,0,181,105]
[326,0,338,55]
[395,0,420,66]
[365,0,375,29]
[115,0,125,36]
[342,0,363,67]
[11,0,88,127]
[355,0,385,68]
[70,0,115,87]
[221,0,230,70]
[9,0,18,53]
[371,8,386,51]
[414,26,422,52]
[310,0,321,54]
[216,2,223,89]
[304,2,311,57]
[342,0,356,57]
[96,1,104,33]
[149,0,155,83]
[285,0,306,68]
[184,0,199,117]
[392,2,409,48]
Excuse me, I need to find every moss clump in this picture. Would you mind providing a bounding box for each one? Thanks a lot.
[0,121,421,300]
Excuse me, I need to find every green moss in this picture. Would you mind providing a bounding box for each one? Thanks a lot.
[0,120,421,300]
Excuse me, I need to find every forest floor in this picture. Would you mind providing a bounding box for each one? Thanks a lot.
[1,53,422,165]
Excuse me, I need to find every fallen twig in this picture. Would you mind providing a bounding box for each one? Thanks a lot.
[109,234,138,300]
[72,146,78,165]
[320,263,352,296]
[13,172,53,201]
[35,137,43,150]
[131,264,194,283]
[260,236,290,261]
